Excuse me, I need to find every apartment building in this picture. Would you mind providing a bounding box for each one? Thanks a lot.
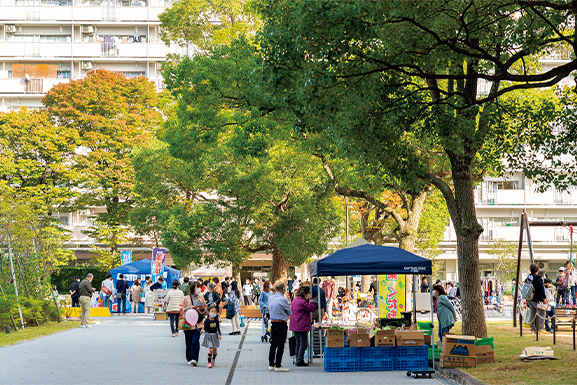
[0,0,190,112]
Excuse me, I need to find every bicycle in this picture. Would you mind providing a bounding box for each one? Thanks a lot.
[355,299,378,323]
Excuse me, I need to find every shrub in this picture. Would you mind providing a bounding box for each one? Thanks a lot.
[51,267,108,294]
[0,295,60,329]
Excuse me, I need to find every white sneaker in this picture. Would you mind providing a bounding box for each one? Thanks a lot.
[79,325,87,329]
[191,360,197,366]
[268,366,274,371]
[86,325,93,328]
[274,367,289,372]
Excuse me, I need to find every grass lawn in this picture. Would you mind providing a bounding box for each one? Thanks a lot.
[0,321,80,348]
[446,321,577,385]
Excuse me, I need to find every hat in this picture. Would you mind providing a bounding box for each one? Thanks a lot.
[559,267,565,271]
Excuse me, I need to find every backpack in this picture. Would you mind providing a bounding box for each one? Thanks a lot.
[521,277,534,301]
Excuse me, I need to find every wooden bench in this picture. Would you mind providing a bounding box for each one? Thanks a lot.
[220,305,262,319]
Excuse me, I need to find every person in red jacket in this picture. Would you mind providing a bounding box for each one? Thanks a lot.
[289,285,316,366]
[322,276,336,322]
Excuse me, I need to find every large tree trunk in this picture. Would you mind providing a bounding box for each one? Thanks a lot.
[450,154,487,338]
[271,247,288,284]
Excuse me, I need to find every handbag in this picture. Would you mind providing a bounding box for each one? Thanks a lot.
[180,317,191,330]
[226,300,236,319]
[116,292,123,299]
[101,285,111,295]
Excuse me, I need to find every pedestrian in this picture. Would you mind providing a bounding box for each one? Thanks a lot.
[322,276,336,322]
[150,276,164,291]
[213,277,223,298]
[242,279,253,305]
[252,278,261,304]
[221,277,230,299]
[565,260,576,307]
[180,281,206,365]
[556,267,567,306]
[544,278,556,333]
[368,275,378,305]
[433,284,456,342]
[197,278,206,294]
[101,273,114,312]
[526,263,547,334]
[181,276,191,296]
[202,306,222,368]
[166,279,185,337]
[258,280,272,342]
[289,285,316,366]
[130,278,144,313]
[287,276,294,300]
[204,283,221,312]
[227,281,242,335]
[267,281,291,372]
[115,273,129,315]
[78,273,95,328]
[311,277,326,322]
[421,277,430,293]
[143,276,154,313]
[69,276,80,308]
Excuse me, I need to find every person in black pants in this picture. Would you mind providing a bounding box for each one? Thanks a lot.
[267,281,291,372]
[185,313,205,365]
[69,276,80,307]
[115,274,128,315]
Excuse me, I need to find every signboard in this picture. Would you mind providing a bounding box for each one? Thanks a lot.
[152,248,166,282]
[121,250,132,265]
[377,274,406,319]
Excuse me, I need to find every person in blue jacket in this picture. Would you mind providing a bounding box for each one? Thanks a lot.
[115,274,129,315]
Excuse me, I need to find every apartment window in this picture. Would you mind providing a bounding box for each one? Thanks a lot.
[57,216,70,226]
[123,72,145,78]
[491,181,519,190]
[57,70,71,79]
[493,218,520,227]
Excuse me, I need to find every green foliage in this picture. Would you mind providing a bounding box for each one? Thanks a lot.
[0,295,59,329]
[486,239,518,284]
[50,267,109,294]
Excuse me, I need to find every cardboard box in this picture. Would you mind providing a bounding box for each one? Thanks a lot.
[475,343,494,364]
[154,312,167,321]
[325,329,345,338]
[440,354,477,368]
[348,333,370,347]
[371,330,396,347]
[425,335,432,345]
[346,328,368,335]
[443,334,476,357]
[395,330,425,346]
[325,336,345,348]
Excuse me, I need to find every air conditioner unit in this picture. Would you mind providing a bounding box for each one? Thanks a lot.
[81,25,94,34]
[6,25,16,33]
[538,262,548,270]
[81,61,93,70]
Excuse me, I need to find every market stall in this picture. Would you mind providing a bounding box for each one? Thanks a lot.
[309,238,434,372]
[109,258,182,314]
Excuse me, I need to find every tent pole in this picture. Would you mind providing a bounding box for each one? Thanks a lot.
[430,274,435,372]
[413,275,417,330]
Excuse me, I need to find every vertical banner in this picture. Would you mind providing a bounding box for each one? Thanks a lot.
[121,250,132,265]
[152,248,166,282]
[377,274,406,319]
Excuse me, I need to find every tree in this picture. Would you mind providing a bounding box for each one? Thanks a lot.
[487,239,518,286]
[257,0,577,336]
[131,39,341,281]
[0,108,79,211]
[42,69,165,267]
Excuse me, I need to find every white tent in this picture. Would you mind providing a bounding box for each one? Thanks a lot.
[190,266,228,277]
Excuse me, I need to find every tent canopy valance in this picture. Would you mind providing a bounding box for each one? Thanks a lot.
[190,266,228,277]
[309,238,432,276]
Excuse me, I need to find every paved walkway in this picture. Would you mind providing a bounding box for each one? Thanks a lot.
[0,314,444,385]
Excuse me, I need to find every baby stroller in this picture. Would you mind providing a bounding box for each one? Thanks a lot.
[261,308,271,343]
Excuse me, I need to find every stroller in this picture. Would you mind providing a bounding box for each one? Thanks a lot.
[261,308,271,343]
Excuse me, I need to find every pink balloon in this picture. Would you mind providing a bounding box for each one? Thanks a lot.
[185,309,198,325]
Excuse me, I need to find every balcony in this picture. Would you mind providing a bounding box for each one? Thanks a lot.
[474,188,577,206]
[0,77,71,94]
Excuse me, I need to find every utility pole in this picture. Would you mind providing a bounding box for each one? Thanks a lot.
[344,196,349,245]
[8,238,25,330]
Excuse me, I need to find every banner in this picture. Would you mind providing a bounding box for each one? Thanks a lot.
[152,248,166,281]
[121,250,132,265]
[377,274,406,319]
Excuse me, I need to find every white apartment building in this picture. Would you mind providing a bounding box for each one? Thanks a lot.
[0,0,189,112]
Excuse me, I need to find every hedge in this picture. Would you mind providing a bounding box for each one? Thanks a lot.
[51,267,109,294]
[0,295,59,329]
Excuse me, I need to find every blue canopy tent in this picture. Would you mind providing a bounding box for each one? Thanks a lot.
[108,258,182,313]
[309,238,435,372]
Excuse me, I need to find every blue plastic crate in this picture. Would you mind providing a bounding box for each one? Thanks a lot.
[396,358,429,371]
[324,358,360,372]
[396,346,428,359]
[361,346,396,360]
[324,347,360,360]
[361,358,396,371]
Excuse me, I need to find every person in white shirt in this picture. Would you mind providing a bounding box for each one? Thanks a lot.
[101,274,115,312]
[566,260,577,307]
[243,279,253,305]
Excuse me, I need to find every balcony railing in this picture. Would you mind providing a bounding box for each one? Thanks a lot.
[24,78,43,93]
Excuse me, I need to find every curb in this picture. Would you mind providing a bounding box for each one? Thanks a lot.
[433,360,487,385]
